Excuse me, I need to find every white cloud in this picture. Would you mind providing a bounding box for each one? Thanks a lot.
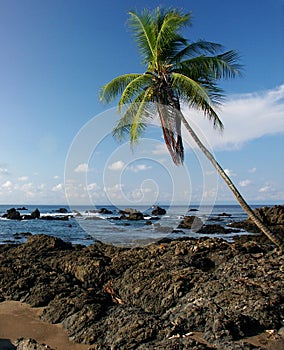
[239,179,252,187]
[108,160,125,171]
[104,183,124,192]
[53,175,60,179]
[2,180,12,188]
[0,167,9,177]
[87,182,99,191]
[128,164,152,172]
[52,183,63,192]
[74,163,89,173]
[259,185,271,193]
[182,85,284,150]
[18,176,29,181]
[224,168,236,177]
[248,167,257,173]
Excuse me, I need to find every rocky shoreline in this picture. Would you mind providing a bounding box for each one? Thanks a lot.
[0,221,283,349]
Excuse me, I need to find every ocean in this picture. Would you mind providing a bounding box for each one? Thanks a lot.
[0,204,266,246]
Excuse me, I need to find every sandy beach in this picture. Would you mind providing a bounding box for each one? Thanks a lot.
[0,301,90,350]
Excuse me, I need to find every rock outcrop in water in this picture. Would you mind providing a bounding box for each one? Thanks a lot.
[2,208,72,221]
[0,229,283,349]
[229,205,284,235]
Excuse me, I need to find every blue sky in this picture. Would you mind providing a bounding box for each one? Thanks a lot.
[0,0,283,206]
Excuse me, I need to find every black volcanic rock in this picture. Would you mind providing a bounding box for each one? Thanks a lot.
[178,215,203,229]
[3,208,21,220]
[229,205,284,236]
[31,208,40,219]
[98,207,113,214]
[151,205,166,216]
[0,221,283,349]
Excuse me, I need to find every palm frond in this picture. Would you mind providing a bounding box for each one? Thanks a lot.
[128,10,156,65]
[100,74,142,103]
[173,59,226,104]
[155,9,191,62]
[118,73,153,110]
[215,50,243,79]
[113,88,153,142]
[130,88,153,145]
[179,51,242,79]
[172,40,224,62]
[172,72,223,130]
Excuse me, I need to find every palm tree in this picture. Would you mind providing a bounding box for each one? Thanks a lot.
[100,7,283,249]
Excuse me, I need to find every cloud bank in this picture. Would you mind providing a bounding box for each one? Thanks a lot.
[182,85,284,150]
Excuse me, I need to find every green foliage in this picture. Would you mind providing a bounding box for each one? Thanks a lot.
[100,7,242,165]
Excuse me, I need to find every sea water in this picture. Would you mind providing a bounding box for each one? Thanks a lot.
[0,204,266,246]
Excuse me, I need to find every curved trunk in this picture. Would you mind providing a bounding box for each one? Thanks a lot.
[180,113,283,250]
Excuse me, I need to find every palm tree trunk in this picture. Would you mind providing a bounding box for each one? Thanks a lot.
[180,113,283,250]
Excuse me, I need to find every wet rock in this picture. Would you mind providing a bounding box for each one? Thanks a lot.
[178,215,203,230]
[31,208,40,219]
[230,205,284,236]
[128,211,144,220]
[197,224,241,234]
[13,232,32,239]
[151,205,166,216]
[218,212,232,217]
[120,208,138,215]
[40,215,69,221]
[54,207,68,213]
[72,210,82,217]
[17,207,28,211]
[98,207,113,214]
[2,208,21,220]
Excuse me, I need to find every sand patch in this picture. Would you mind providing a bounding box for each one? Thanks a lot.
[0,301,90,350]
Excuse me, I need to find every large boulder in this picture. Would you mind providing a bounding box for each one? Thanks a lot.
[178,215,203,230]
[230,205,284,235]
[128,212,144,220]
[3,208,21,220]
[54,207,68,213]
[31,208,40,219]
[151,206,166,216]
[98,207,113,214]
[121,208,138,215]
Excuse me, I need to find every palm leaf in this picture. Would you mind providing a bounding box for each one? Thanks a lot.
[130,87,153,144]
[172,72,223,129]
[128,10,156,65]
[100,74,141,103]
[155,9,191,63]
[172,40,224,62]
[178,51,242,80]
[118,73,153,110]
[113,88,153,141]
